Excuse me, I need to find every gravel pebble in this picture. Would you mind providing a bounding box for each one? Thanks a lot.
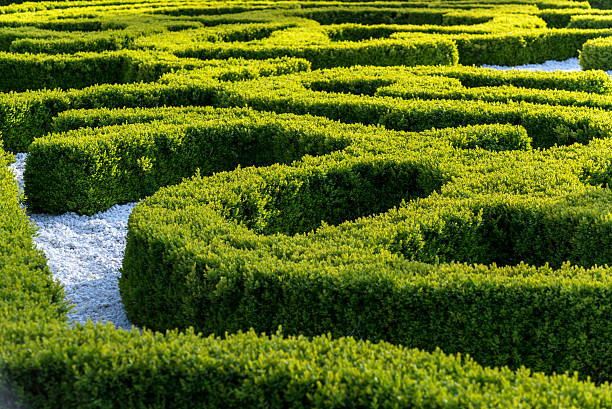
[483,57,612,78]
[9,153,134,330]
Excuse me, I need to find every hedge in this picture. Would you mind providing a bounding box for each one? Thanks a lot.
[2,61,611,154]
[26,107,532,215]
[392,28,612,66]
[205,69,612,149]
[580,36,612,69]
[115,106,612,382]
[589,0,612,9]
[3,131,612,406]
[25,108,353,214]
[0,50,209,92]
[8,32,136,54]
[174,36,459,69]
[0,56,310,152]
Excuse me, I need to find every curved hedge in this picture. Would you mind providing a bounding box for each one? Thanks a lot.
[7,0,612,406]
[580,36,612,69]
[2,60,610,153]
[111,106,612,382]
[0,56,311,152]
[203,67,612,149]
[3,138,612,406]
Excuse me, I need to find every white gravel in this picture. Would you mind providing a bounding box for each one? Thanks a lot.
[483,57,582,72]
[483,57,612,78]
[9,153,135,330]
[5,58,610,331]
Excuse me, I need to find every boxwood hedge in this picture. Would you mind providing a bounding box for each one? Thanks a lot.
[6,0,612,406]
[4,137,612,406]
[112,105,612,382]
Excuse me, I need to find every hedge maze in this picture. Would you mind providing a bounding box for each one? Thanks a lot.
[6,0,612,407]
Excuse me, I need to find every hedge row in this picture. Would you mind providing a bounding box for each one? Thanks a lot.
[0,56,310,152]
[288,7,496,26]
[324,12,547,40]
[25,108,352,214]
[206,70,612,149]
[0,50,212,92]
[8,31,136,54]
[13,103,612,380]
[299,64,612,103]
[110,105,612,382]
[7,326,612,409]
[402,64,612,92]
[580,36,612,69]
[6,144,612,408]
[4,133,612,407]
[569,14,612,28]
[390,28,612,66]
[174,36,459,69]
[167,22,612,68]
[2,60,611,153]
[25,107,532,215]
[377,80,612,109]
[51,105,532,152]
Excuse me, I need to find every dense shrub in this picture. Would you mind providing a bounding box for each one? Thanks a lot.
[207,69,612,148]
[580,36,612,69]
[0,57,310,152]
[175,37,459,69]
[6,0,612,406]
[117,107,612,381]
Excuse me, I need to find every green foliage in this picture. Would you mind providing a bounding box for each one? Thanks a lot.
[176,37,459,69]
[589,0,612,9]
[26,108,352,214]
[118,107,612,381]
[207,67,612,149]
[580,36,612,69]
[0,57,310,152]
[0,50,207,92]
[6,0,612,406]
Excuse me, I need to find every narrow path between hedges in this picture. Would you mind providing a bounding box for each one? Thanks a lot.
[8,58,610,330]
[10,153,134,330]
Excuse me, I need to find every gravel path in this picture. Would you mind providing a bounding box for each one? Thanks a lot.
[483,57,612,78]
[482,57,582,72]
[9,153,134,330]
[7,58,606,330]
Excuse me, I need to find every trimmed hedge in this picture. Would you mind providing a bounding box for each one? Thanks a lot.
[26,106,532,214]
[175,36,459,69]
[2,61,611,154]
[207,69,612,149]
[25,108,353,214]
[0,56,310,152]
[8,0,612,406]
[392,28,612,66]
[589,0,612,9]
[6,327,612,409]
[3,124,612,406]
[9,32,136,54]
[116,106,612,381]
[580,36,612,69]
[0,50,208,92]
[289,7,493,26]
[569,14,612,28]
[4,139,611,408]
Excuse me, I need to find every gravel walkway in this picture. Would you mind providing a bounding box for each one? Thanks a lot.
[9,153,134,330]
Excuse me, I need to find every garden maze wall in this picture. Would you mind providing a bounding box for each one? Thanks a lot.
[4,0,612,407]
